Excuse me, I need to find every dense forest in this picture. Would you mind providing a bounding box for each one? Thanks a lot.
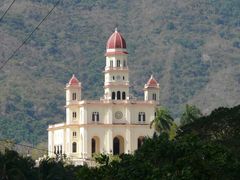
[0,0,240,146]
[0,105,240,179]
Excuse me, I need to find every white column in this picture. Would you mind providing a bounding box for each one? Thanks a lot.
[106,128,113,154]
[126,127,131,153]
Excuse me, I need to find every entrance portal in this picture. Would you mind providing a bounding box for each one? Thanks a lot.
[91,136,100,156]
[113,136,124,155]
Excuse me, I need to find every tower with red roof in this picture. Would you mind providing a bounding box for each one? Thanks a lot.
[144,75,160,102]
[104,28,129,101]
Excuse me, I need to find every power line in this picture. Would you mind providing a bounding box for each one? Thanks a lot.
[0,139,90,160]
[0,0,16,22]
[0,139,52,153]
[0,0,60,71]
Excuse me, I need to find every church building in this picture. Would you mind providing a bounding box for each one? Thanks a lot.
[48,28,160,164]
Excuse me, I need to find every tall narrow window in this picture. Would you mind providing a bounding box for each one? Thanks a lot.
[138,137,144,149]
[60,145,62,154]
[152,93,157,100]
[138,112,146,122]
[122,92,126,100]
[113,76,115,80]
[117,60,120,67]
[72,93,77,100]
[123,60,126,67]
[72,142,77,153]
[73,131,77,137]
[96,113,99,121]
[72,112,77,119]
[110,60,113,67]
[138,113,141,122]
[112,92,116,100]
[123,76,125,80]
[117,91,121,100]
[92,139,96,154]
[57,146,59,154]
[92,112,100,122]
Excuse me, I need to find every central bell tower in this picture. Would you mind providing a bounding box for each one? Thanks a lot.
[103,28,129,100]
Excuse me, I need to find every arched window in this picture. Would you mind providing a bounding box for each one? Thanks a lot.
[113,76,115,80]
[117,60,121,67]
[112,92,116,100]
[92,139,96,154]
[91,137,100,156]
[117,91,121,100]
[123,76,125,80]
[122,92,126,100]
[138,137,144,149]
[72,142,77,153]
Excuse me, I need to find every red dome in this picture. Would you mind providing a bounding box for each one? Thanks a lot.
[68,74,79,86]
[146,75,159,88]
[106,28,126,49]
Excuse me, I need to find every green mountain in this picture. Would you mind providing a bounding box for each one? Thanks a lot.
[0,0,240,144]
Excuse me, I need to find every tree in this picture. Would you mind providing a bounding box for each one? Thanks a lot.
[150,107,174,133]
[180,104,202,126]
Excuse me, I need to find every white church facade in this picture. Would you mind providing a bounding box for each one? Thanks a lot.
[48,29,160,164]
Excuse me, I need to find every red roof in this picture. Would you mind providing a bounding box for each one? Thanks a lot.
[68,74,79,86]
[106,28,127,49]
[146,75,158,88]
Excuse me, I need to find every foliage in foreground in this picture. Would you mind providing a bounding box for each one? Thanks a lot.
[1,105,240,179]
[0,133,239,180]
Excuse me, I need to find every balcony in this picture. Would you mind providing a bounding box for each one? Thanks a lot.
[104,67,128,72]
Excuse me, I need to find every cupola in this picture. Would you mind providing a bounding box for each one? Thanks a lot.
[105,28,128,56]
[144,75,160,89]
[68,74,80,86]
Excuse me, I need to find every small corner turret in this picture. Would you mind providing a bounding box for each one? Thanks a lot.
[66,74,82,105]
[144,75,160,102]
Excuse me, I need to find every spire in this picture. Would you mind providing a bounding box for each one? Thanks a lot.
[68,74,80,86]
[115,27,118,32]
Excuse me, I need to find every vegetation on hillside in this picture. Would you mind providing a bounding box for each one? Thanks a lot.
[0,0,240,145]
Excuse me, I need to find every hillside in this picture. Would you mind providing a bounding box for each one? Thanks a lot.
[0,0,240,144]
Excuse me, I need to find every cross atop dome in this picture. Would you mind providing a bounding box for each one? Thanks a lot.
[106,28,127,50]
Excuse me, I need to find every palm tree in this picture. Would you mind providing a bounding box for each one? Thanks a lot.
[150,107,174,134]
[180,104,202,126]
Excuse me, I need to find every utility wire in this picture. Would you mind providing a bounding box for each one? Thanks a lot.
[0,139,92,160]
[0,0,60,71]
[0,0,16,22]
[0,139,52,154]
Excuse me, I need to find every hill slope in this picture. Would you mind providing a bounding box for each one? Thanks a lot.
[0,0,240,144]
